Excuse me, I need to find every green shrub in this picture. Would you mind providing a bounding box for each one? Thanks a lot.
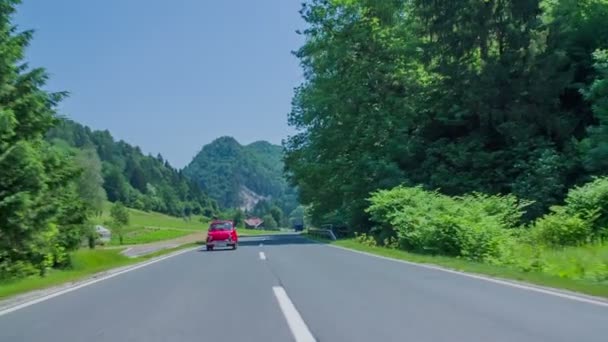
[0,258,38,281]
[367,186,523,262]
[531,206,594,247]
[355,233,377,247]
[564,177,608,238]
[262,214,278,230]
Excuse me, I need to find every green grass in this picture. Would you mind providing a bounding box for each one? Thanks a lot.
[97,202,208,231]
[95,202,286,246]
[0,244,199,300]
[110,227,193,245]
[306,235,608,299]
[92,202,208,246]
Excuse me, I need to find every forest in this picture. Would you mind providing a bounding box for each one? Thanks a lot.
[47,119,219,218]
[285,0,608,228]
[184,136,299,218]
[285,0,608,283]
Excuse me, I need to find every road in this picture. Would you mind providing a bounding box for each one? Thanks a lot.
[0,234,606,341]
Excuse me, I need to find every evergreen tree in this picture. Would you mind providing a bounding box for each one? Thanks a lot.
[0,0,86,278]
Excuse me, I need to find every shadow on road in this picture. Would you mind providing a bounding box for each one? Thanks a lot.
[195,234,320,251]
[240,234,320,247]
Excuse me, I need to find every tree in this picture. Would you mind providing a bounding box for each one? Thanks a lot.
[269,206,284,228]
[285,0,608,230]
[47,119,219,218]
[75,148,107,215]
[103,166,130,202]
[0,0,85,279]
[110,202,130,244]
[262,214,278,230]
[233,209,244,228]
[581,49,608,173]
[253,200,272,218]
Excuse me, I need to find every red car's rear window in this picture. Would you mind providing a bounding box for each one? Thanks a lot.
[209,222,233,231]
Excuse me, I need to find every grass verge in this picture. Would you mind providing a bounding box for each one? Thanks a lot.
[306,235,608,299]
[0,243,201,300]
[95,202,287,246]
[109,227,192,245]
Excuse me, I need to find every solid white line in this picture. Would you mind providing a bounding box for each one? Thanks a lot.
[272,286,316,342]
[259,251,267,260]
[325,244,608,308]
[325,244,608,307]
[0,246,198,317]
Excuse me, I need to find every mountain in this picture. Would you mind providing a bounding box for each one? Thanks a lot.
[183,137,298,214]
[46,119,219,217]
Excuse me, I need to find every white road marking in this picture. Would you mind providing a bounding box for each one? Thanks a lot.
[259,251,266,260]
[272,286,316,342]
[0,246,198,317]
[325,244,608,308]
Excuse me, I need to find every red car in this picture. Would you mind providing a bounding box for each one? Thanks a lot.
[206,220,238,251]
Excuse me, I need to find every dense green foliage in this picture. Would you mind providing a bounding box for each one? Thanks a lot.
[232,209,245,228]
[365,177,608,281]
[110,202,129,245]
[367,187,527,262]
[47,119,219,218]
[73,148,107,215]
[269,206,284,227]
[286,0,608,228]
[0,0,88,279]
[532,177,608,245]
[580,49,608,172]
[184,137,298,215]
[262,214,279,230]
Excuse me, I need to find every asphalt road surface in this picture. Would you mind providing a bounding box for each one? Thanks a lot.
[0,234,606,341]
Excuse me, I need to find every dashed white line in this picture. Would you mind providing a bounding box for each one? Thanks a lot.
[259,251,267,260]
[273,286,316,342]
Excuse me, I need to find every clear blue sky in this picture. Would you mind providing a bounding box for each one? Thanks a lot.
[15,0,305,167]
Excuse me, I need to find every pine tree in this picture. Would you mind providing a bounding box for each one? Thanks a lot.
[0,0,85,278]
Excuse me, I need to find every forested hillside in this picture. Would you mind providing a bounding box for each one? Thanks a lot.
[47,119,219,217]
[184,137,298,216]
[285,0,608,228]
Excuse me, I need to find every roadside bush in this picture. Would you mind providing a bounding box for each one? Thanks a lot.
[262,214,278,230]
[531,206,594,247]
[367,187,524,262]
[564,177,608,238]
[0,257,38,282]
[355,233,377,247]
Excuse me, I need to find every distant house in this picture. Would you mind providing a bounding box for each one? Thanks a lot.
[244,217,264,229]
